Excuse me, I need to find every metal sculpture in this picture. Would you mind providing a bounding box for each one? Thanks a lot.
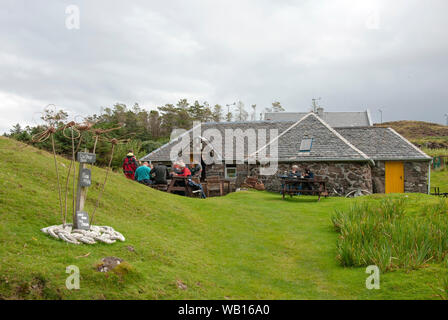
[32,106,126,245]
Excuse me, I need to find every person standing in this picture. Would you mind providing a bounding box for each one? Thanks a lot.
[122,151,138,180]
[134,161,152,185]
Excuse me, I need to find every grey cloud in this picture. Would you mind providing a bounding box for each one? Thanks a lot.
[1,0,448,133]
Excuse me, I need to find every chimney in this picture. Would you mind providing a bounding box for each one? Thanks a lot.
[316,107,324,117]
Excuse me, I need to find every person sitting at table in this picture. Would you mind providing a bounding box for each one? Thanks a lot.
[174,161,206,199]
[287,165,302,193]
[304,168,314,179]
[173,161,191,177]
[188,160,202,178]
[302,168,314,191]
[148,163,154,182]
[134,161,152,186]
[288,165,301,178]
[151,163,170,185]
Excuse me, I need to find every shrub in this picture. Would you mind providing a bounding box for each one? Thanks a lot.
[332,198,448,272]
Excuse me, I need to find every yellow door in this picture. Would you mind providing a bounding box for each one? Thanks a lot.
[385,162,404,193]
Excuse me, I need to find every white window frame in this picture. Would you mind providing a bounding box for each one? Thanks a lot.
[225,165,237,179]
[299,138,313,152]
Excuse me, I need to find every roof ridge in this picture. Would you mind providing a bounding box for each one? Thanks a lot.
[312,113,374,164]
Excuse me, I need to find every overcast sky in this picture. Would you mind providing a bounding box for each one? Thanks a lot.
[1,0,447,133]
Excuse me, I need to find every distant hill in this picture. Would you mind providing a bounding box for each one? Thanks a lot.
[375,121,448,149]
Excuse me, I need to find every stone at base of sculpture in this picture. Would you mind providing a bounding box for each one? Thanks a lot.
[41,224,125,245]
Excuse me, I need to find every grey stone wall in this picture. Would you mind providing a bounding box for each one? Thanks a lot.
[404,161,429,193]
[264,162,372,194]
[371,161,385,193]
[206,160,429,194]
[206,161,372,195]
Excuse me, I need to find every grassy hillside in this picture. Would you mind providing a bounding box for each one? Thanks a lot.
[0,136,446,300]
[375,120,448,155]
[376,120,448,140]
[430,169,448,193]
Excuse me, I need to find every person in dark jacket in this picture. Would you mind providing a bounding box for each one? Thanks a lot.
[187,161,202,178]
[302,168,314,191]
[151,163,170,184]
[288,165,301,178]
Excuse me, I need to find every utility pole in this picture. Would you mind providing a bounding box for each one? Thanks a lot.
[251,104,257,121]
[445,114,448,126]
[226,102,236,115]
[378,109,383,124]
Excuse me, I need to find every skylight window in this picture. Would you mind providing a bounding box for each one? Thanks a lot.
[299,138,313,152]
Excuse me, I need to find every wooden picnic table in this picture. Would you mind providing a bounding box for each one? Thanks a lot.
[280,176,328,201]
[167,176,193,197]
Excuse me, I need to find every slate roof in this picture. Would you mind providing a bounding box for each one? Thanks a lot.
[264,111,372,127]
[335,127,431,161]
[141,113,430,163]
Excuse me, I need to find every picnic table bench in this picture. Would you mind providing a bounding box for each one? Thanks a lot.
[280,176,328,201]
[167,176,194,197]
[151,176,232,198]
[149,183,168,192]
[166,176,206,198]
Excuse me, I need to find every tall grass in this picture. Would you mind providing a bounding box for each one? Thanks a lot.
[332,198,448,272]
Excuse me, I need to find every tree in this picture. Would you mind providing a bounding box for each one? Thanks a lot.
[235,101,248,121]
[9,123,22,135]
[212,104,223,122]
[271,101,285,112]
[148,110,161,139]
[188,100,206,121]
[202,102,214,122]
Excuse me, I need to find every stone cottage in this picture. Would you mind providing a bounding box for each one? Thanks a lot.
[141,112,431,195]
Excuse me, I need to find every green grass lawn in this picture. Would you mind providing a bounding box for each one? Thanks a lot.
[431,168,448,193]
[0,136,446,300]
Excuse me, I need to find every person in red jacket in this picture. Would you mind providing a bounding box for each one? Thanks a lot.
[122,151,138,180]
[173,161,191,177]
[173,161,206,198]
